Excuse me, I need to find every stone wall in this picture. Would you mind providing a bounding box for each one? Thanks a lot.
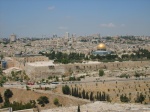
[25,64,65,80]
[25,61,150,80]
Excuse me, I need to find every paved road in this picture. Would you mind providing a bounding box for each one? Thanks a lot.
[3,77,150,89]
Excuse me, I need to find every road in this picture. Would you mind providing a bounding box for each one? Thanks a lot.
[3,77,150,89]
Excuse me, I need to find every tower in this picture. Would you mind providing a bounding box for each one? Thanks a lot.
[66,32,69,39]
[10,34,17,42]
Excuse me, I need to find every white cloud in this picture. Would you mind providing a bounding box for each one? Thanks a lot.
[48,6,55,10]
[100,23,116,28]
[58,26,68,30]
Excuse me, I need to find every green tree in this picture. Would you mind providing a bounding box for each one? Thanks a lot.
[86,92,89,99]
[53,98,59,106]
[99,69,104,77]
[4,89,13,99]
[135,93,145,104]
[82,89,85,99]
[77,104,80,112]
[0,93,3,103]
[62,85,70,95]
[106,94,111,102]
[90,92,94,101]
[120,94,130,102]
[0,68,2,75]
[37,96,49,107]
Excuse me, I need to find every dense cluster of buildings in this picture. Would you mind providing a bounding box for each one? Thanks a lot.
[0,33,150,80]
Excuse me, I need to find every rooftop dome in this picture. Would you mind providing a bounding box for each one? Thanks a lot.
[97,43,106,51]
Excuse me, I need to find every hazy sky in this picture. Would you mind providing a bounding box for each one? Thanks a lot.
[0,0,150,38]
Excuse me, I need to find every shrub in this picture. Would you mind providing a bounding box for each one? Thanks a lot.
[53,98,59,106]
[62,85,70,95]
[135,93,145,104]
[4,89,13,99]
[37,96,49,107]
[99,69,104,77]
[120,94,130,102]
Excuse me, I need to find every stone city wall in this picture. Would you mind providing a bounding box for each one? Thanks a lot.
[25,64,65,80]
[25,61,150,80]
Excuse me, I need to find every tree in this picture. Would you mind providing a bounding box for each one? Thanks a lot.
[106,94,111,102]
[4,89,13,99]
[135,93,145,104]
[90,92,94,101]
[0,68,2,75]
[120,94,130,102]
[37,96,49,107]
[82,89,85,99]
[62,85,70,95]
[77,104,80,112]
[0,93,3,103]
[99,69,104,77]
[53,98,59,106]
[85,92,89,99]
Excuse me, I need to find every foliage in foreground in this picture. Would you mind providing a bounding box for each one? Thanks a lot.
[37,96,49,107]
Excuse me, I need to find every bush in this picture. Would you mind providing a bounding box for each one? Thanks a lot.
[135,93,145,104]
[62,85,70,95]
[2,101,35,111]
[120,94,130,102]
[53,98,59,105]
[4,89,13,99]
[37,96,49,107]
[99,69,104,77]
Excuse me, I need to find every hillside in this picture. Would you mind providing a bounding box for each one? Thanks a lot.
[0,87,89,111]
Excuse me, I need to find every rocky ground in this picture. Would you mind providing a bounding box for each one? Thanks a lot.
[42,101,150,112]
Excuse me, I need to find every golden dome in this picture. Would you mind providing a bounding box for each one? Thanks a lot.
[97,43,106,50]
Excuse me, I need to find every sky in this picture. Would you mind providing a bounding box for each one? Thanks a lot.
[0,0,150,38]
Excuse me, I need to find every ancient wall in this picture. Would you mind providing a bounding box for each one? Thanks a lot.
[25,64,65,80]
[25,61,150,80]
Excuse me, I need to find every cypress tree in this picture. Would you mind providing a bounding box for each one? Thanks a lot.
[99,92,102,101]
[77,104,80,112]
[0,94,3,103]
[79,92,82,98]
[86,92,89,99]
[82,89,85,99]
[72,87,74,96]
[90,92,94,101]
[103,92,106,101]
[76,88,79,97]
[96,92,99,101]
[74,88,76,97]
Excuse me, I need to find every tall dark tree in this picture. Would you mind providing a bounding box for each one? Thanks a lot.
[99,92,102,101]
[74,88,76,96]
[78,92,82,98]
[72,87,74,96]
[0,68,2,75]
[77,104,80,112]
[86,92,89,99]
[0,93,3,103]
[90,92,94,101]
[82,89,85,99]
[76,88,79,97]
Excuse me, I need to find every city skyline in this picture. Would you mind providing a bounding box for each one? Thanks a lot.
[0,0,150,38]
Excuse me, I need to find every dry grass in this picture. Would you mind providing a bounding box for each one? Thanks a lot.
[55,79,150,104]
[0,87,89,110]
